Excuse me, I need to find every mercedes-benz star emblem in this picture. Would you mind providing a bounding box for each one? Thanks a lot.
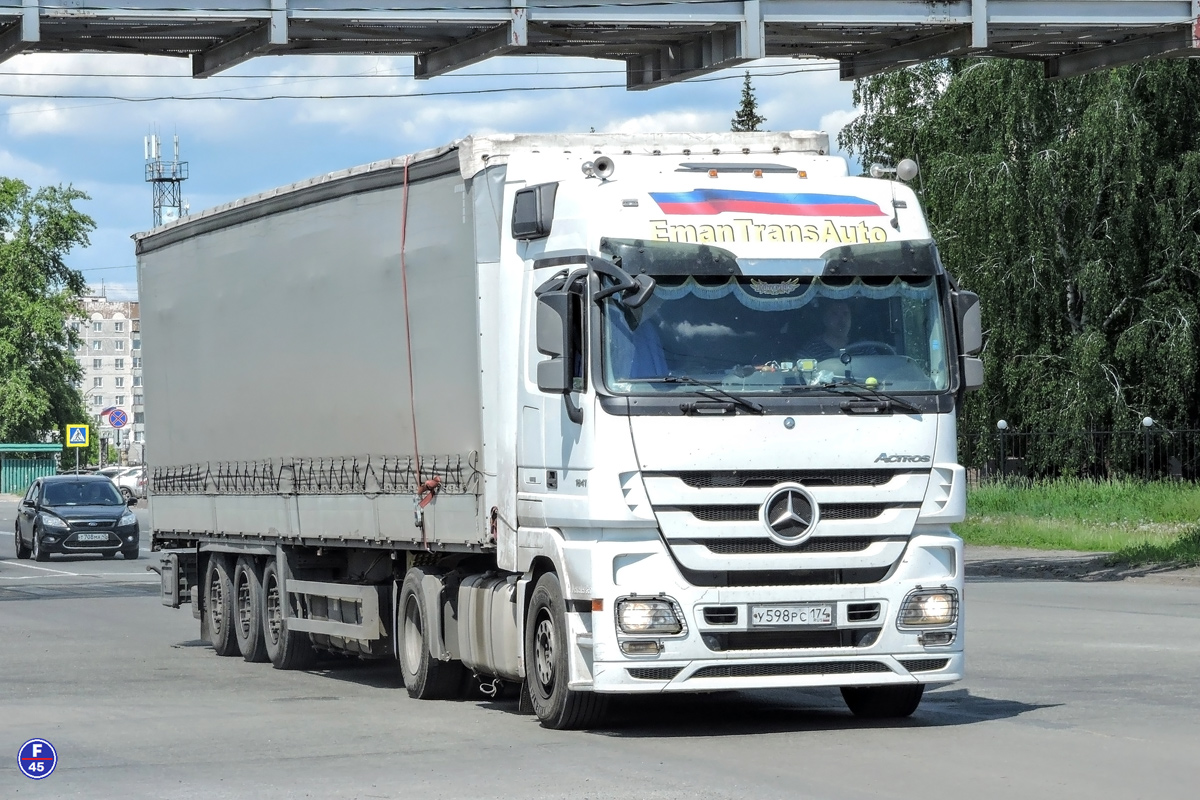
[760,484,819,547]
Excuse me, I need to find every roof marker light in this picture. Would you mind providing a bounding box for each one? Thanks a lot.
[708,169,718,178]
[797,170,808,179]
[753,169,763,178]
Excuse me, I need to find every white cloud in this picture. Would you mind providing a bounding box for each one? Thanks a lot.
[673,322,743,339]
[1,52,862,295]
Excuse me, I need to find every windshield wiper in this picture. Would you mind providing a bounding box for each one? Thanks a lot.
[649,375,765,414]
[821,380,921,414]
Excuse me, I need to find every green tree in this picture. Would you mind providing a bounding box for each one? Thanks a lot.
[839,60,1200,457]
[731,71,766,132]
[0,178,94,449]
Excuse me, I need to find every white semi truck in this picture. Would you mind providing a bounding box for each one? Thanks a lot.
[140,131,982,729]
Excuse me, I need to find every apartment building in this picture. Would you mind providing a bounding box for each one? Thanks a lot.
[68,295,145,464]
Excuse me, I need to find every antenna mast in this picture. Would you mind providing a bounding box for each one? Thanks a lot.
[144,131,189,226]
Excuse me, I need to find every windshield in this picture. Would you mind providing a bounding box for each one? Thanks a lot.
[43,480,125,507]
[602,273,949,394]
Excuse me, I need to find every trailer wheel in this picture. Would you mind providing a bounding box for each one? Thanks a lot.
[260,558,315,670]
[524,572,608,730]
[840,684,925,718]
[204,555,241,657]
[233,556,269,663]
[398,568,464,699]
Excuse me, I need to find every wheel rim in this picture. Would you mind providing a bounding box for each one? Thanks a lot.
[402,596,424,675]
[534,613,556,691]
[236,573,253,637]
[209,569,225,634]
[264,573,282,646]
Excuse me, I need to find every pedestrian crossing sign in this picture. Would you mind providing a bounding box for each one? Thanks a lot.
[66,424,89,448]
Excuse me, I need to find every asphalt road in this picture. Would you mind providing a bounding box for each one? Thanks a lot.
[1,499,1198,800]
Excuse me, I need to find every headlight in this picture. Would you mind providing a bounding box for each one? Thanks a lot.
[616,597,684,635]
[118,510,137,527]
[39,513,69,531]
[897,588,959,628]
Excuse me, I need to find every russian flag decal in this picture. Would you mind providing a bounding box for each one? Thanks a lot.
[649,189,886,217]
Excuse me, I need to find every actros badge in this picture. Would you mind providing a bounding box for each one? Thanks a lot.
[18,738,58,780]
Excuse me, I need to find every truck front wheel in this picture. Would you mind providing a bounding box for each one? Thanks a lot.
[840,684,925,718]
[260,558,315,670]
[524,572,607,730]
[205,555,241,657]
[398,568,464,699]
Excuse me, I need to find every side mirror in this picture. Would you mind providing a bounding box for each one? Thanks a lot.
[961,356,984,391]
[535,290,572,394]
[21,498,34,507]
[127,497,139,506]
[953,290,982,355]
[512,183,558,240]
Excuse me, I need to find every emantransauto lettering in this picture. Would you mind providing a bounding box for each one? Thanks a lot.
[650,218,890,245]
[874,453,932,463]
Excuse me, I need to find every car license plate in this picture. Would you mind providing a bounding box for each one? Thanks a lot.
[76,533,109,541]
[750,604,833,627]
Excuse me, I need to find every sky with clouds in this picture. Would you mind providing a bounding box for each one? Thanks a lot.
[0,53,858,300]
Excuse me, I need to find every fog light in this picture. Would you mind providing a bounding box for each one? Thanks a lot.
[43,536,58,544]
[620,640,662,656]
[919,631,955,646]
[616,597,684,635]
[125,535,135,541]
[898,588,959,628]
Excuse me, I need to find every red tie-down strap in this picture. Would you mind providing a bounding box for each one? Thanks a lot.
[417,476,443,508]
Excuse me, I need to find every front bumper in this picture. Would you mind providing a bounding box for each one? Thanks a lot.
[575,532,964,694]
[40,527,139,555]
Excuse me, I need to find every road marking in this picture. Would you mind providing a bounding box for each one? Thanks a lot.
[0,574,157,581]
[2,562,80,576]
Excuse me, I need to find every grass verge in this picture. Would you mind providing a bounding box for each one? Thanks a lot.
[955,478,1200,565]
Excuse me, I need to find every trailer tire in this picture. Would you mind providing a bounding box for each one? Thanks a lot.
[260,558,315,670]
[840,684,925,718]
[233,556,269,663]
[398,568,464,700]
[205,555,241,657]
[524,572,608,730]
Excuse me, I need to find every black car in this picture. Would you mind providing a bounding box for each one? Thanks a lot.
[14,475,140,561]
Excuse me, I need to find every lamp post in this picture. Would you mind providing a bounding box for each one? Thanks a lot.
[1142,417,1155,480]
[996,420,1008,479]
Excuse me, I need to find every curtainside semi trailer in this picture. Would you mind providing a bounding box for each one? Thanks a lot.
[139,131,983,729]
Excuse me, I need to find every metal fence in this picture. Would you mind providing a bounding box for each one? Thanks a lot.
[959,427,1200,485]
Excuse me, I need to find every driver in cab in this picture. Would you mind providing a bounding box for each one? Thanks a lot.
[801,301,853,361]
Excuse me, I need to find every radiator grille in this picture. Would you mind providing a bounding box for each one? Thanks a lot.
[899,658,950,673]
[662,470,903,488]
[684,504,895,523]
[690,661,892,679]
[627,667,684,681]
[702,606,738,625]
[846,602,882,622]
[702,537,873,555]
[706,628,880,651]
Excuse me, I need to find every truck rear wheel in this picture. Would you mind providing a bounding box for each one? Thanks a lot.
[524,572,607,730]
[260,558,315,670]
[205,555,241,657]
[398,568,464,699]
[233,556,269,663]
[841,684,925,718]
